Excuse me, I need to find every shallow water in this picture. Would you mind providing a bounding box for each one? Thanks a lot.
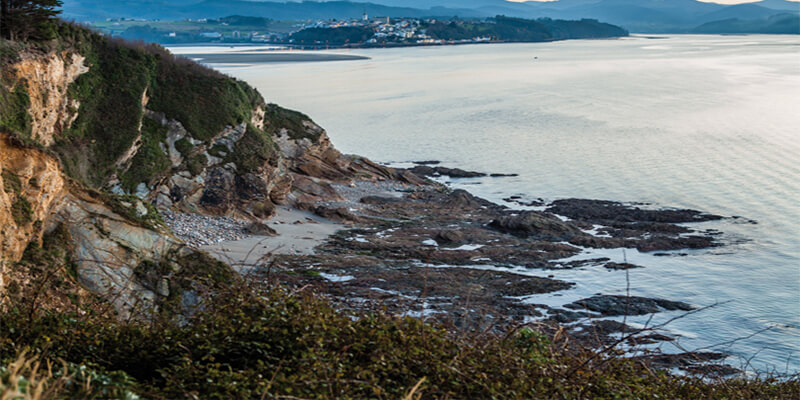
[176,35,800,373]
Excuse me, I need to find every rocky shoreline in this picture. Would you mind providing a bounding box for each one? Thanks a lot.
[180,163,739,375]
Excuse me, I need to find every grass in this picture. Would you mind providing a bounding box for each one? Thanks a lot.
[119,117,171,193]
[1,265,797,399]
[263,103,319,142]
[0,351,140,400]
[0,82,33,139]
[147,55,262,142]
[11,196,34,226]
[34,22,269,189]
[185,152,207,176]
[105,194,166,231]
[57,30,156,187]
[173,137,192,156]
[2,169,23,194]
[3,23,307,201]
[227,123,278,174]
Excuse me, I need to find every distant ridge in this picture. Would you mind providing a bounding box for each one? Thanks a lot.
[60,0,800,33]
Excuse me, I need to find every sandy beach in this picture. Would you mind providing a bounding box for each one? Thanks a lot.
[201,206,342,268]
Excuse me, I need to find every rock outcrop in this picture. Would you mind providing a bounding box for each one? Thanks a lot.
[0,40,425,315]
[0,133,189,316]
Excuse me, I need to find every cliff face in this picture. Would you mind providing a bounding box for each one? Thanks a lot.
[0,135,68,263]
[0,32,287,313]
[10,52,88,146]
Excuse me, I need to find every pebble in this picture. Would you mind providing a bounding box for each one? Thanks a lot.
[162,210,250,248]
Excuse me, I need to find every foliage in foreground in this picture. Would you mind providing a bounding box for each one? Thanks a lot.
[2,276,798,400]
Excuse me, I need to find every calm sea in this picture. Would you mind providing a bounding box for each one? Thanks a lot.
[174,35,800,373]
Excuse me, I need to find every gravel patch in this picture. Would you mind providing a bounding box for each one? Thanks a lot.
[162,210,249,248]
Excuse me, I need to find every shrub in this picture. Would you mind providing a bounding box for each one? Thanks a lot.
[2,275,798,399]
[227,124,277,174]
[119,117,171,193]
[11,196,34,225]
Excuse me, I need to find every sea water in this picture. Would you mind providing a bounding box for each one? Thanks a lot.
[176,35,800,373]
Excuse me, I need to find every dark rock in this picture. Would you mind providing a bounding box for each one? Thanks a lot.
[234,173,267,201]
[445,189,496,209]
[549,309,600,323]
[576,319,632,335]
[489,211,581,241]
[547,199,722,224]
[200,168,235,213]
[245,221,278,236]
[498,277,573,296]
[409,165,486,178]
[604,262,642,270]
[314,206,361,224]
[439,167,486,178]
[683,363,741,377]
[360,195,401,205]
[636,235,715,252]
[565,295,694,316]
[636,352,736,375]
[434,229,465,245]
[408,165,436,176]
[504,196,542,206]
[412,160,440,165]
[628,333,675,345]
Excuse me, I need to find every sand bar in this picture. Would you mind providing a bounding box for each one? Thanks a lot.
[180,53,370,64]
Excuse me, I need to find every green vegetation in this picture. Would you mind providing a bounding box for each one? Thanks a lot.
[91,15,298,44]
[18,223,73,275]
[185,152,207,177]
[2,169,22,194]
[423,16,627,42]
[263,103,319,142]
[290,26,374,45]
[57,29,157,186]
[0,81,33,139]
[2,272,798,399]
[147,56,262,142]
[207,143,229,158]
[0,0,63,42]
[228,124,278,174]
[119,117,171,193]
[11,196,33,225]
[173,137,192,156]
[105,194,166,231]
[0,22,268,189]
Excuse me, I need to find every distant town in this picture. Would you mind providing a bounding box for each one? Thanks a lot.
[93,14,628,48]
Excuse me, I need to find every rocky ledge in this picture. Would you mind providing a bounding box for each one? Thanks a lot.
[216,169,737,373]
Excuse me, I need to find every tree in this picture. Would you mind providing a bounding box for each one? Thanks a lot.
[0,0,63,41]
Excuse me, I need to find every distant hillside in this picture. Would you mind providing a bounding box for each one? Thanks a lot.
[60,0,482,21]
[692,12,800,33]
[420,16,627,42]
[58,0,800,33]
